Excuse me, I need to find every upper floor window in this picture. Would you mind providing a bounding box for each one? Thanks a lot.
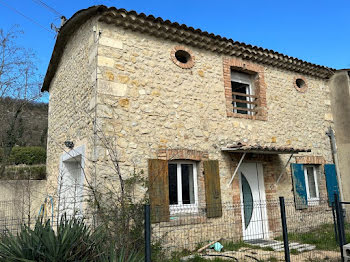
[223,57,267,120]
[231,71,257,116]
[168,161,198,213]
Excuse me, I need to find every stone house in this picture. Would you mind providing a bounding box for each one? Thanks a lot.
[42,5,342,243]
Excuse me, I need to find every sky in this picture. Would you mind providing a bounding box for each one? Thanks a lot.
[0,0,349,100]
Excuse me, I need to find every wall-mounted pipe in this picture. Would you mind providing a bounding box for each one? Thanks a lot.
[326,126,344,202]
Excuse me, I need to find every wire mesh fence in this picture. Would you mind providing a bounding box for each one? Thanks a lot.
[0,198,342,261]
[151,198,341,261]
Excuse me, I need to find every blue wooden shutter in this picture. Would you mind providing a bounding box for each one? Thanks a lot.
[291,163,308,209]
[324,164,340,206]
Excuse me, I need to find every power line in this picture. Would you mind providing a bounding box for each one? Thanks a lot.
[31,0,63,18]
[0,0,55,35]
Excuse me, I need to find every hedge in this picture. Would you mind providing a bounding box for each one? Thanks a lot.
[2,165,46,180]
[7,146,46,165]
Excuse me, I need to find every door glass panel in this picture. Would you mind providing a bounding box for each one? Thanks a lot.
[241,173,253,229]
[181,164,194,205]
[168,164,178,205]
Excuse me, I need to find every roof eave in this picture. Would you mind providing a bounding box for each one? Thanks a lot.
[41,5,107,92]
[41,5,336,92]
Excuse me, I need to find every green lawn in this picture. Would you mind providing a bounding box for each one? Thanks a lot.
[155,223,346,261]
[276,223,347,251]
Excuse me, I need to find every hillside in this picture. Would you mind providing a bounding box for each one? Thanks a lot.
[0,97,48,148]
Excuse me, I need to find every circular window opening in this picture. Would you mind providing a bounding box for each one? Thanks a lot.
[175,50,191,64]
[296,78,306,89]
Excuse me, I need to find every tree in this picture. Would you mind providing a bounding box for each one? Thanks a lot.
[0,26,43,175]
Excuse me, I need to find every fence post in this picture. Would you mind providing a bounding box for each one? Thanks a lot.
[335,193,345,261]
[332,202,339,245]
[279,197,290,262]
[144,204,151,262]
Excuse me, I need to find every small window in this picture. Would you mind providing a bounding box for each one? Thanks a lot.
[170,46,195,69]
[231,71,256,115]
[293,76,308,92]
[175,50,191,64]
[168,161,198,213]
[304,165,319,205]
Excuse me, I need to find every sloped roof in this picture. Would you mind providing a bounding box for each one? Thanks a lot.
[42,5,335,92]
[221,143,311,154]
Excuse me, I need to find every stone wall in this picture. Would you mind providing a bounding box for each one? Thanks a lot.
[45,17,98,207]
[93,20,334,202]
[0,180,47,232]
[329,71,350,203]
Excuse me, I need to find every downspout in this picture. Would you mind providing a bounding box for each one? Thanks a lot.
[326,126,344,202]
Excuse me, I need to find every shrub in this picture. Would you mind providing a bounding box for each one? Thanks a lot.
[0,216,143,262]
[8,146,46,165]
[2,165,46,180]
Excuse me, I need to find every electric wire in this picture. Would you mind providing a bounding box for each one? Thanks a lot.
[0,0,55,35]
[31,0,63,18]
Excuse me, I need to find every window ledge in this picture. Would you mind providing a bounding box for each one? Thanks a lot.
[226,111,267,121]
[159,213,207,228]
[308,198,320,206]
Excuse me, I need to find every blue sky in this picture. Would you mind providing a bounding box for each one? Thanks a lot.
[0,0,349,93]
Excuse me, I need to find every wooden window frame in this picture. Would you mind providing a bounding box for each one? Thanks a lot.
[168,160,199,214]
[223,57,267,120]
[304,165,320,206]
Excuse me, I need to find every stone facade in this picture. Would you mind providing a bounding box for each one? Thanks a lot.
[45,12,336,247]
[45,18,98,205]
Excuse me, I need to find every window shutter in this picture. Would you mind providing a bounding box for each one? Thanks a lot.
[291,163,308,210]
[203,160,222,218]
[324,164,340,206]
[148,159,169,223]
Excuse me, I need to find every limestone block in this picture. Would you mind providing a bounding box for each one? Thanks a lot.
[325,113,333,121]
[98,79,127,96]
[99,36,123,49]
[98,56,115,68]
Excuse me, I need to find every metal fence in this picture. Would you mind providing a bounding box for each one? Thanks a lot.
[0,198,342,261]
[148,197,340,262]
[335,196,350,261]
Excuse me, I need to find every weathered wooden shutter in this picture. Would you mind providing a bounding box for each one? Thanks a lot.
[148,159,169,223]
[291,163,308,210]
[324,164,340,206]
[203,160,222,218]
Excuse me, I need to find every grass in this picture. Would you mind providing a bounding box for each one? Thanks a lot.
[157,223,346,261]
[222,240,274,252]
[221,240,251,251]
[276,223,349,251]
[161,254,228,262]
[260,257,278,262]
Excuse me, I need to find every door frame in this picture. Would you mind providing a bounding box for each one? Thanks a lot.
[238,162,269,240]
[58,145,85,217]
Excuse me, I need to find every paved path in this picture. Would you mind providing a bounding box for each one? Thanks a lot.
[246,239,316,252]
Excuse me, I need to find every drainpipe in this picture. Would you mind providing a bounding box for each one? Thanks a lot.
[326,126,344,202]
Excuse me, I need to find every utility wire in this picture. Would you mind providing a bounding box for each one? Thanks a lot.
[31,0,63,18]
[0,0,55,35]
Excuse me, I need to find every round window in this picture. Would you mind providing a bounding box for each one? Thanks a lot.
[175,50,191,64]
[171,46,195,69]
[294,76,308,92]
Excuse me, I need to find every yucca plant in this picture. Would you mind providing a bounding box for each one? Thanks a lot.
[0,215,138,262]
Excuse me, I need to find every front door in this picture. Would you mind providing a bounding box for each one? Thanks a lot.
[239,162,269,240]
